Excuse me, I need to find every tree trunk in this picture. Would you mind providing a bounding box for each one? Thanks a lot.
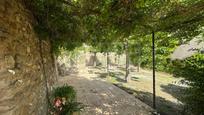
[53,54,59,81]
[70,58,75,67]
[125,41,129,82]
[39,39,50,114]
[114,53,117,64]
[137,46,141,72]
[117,54,120,66]
[70,58,72,66]
[106,52,110,74]
[93,52,97,67]
[137,62,140,72]
[49,38,59,81]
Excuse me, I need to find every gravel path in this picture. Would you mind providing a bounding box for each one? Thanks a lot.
[58,74,154,115]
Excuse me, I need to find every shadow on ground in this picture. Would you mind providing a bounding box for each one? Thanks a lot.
[131,76,139,81]
[109,72,127,83]
[93,71,127,83]
[97,72,108,78]
[114,84,185,115]
[116,66,126,71]
[160,84,186,102]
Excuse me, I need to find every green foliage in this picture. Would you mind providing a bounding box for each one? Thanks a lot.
[52,85,76,102]
[129,32,179,72]
[172,54,204,114]
[114,42,124,55]
[24,0,83,52]
[23,0,204,54]
[22,1,204,114]
[50,85,84,115]
[60,101,84,115]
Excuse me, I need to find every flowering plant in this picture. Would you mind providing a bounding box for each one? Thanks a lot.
[54,97,63,107]
[49,85,84,115]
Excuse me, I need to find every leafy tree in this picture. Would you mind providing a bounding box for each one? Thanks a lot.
[129,32,180,72]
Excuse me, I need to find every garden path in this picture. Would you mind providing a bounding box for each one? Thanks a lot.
[58,71,154,115]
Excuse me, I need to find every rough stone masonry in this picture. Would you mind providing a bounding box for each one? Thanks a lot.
[0,0,56,114]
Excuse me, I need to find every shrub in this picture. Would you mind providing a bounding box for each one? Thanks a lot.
[49,85,84,115]
[53,85,76,102]
[172,54,204,114]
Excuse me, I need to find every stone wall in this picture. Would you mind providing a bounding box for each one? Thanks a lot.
[0,0,56,114]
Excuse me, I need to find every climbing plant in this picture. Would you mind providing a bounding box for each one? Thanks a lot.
[23,0,204,53]
[23,0,84,53]
[22,0,204,114]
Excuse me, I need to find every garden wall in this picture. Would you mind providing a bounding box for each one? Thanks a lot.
[0,0,56,114]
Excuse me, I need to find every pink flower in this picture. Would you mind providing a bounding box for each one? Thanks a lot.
[54,97,62,107]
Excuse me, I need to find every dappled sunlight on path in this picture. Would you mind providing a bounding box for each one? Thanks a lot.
[58,73,154,115]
